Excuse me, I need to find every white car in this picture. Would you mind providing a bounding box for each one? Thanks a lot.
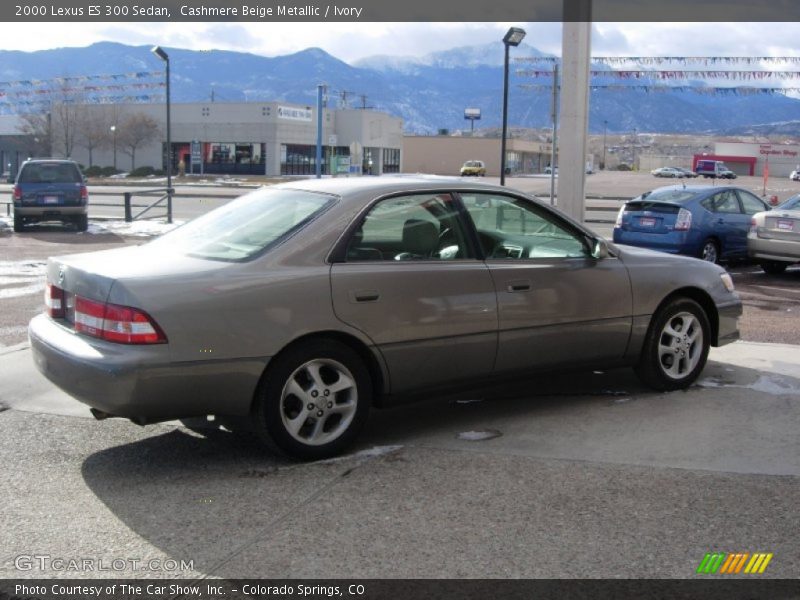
[789,170,800,181]
[651,167,684,178]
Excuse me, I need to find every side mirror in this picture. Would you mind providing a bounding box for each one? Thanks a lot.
[592,238,610,259]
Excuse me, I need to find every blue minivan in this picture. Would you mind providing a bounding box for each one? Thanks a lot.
[613,185,771,263]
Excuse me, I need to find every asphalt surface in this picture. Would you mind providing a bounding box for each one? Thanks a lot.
[0,173,798,581]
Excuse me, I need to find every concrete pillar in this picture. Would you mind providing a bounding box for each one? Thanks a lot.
[556,21,592,223]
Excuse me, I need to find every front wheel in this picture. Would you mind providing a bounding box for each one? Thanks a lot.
[635,298,711,391]
[253,339,371,460]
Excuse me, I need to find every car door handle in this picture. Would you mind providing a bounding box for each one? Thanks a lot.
[350,290,380,303]
[506,280,531,293]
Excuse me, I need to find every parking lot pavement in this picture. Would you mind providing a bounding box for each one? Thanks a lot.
[1,340,798,579]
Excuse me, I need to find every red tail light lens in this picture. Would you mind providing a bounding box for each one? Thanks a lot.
[44,284,65,319]
[74,296,166,344]
[675,208,693,231]
[13,185,21,201]
[80,185,89,202]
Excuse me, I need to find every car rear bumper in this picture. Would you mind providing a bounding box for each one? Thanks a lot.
[612,229,699,256]
[15,205,87,217]
[29,314,267,423]
[748,237,800,263]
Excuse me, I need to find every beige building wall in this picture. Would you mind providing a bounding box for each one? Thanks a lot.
[402,136,552,177]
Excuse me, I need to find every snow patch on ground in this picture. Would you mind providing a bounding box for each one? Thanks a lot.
[457,429,502,441]
[83,220,182,238]
[698,375,798,396]
[0,259,47,299]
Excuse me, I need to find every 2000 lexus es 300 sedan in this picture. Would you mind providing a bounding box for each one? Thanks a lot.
[30,177,742,459]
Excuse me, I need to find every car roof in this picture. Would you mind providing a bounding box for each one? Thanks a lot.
[636,184,737,203]
[272,175,514,202]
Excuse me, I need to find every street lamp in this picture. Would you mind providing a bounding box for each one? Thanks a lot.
[501,27,526,186]
[109,125,117,171]
[151,45,172,222]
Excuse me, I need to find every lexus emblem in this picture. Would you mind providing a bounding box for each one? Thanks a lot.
[58,267,65,285]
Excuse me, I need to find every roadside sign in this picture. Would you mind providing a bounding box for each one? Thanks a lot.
[190,141,201,165]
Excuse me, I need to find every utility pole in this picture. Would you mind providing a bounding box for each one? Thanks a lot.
[549,63,559,206]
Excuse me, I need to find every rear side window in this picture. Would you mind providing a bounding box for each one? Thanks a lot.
[702,191,741,214]
[19,162,83,184]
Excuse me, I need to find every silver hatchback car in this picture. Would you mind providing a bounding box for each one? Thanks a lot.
[30,177,742,459]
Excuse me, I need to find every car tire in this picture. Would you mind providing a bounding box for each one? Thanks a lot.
[760,261,789,275]
[75,215,88,232]
[13,213,23,233]
[253,338,371,460]
[635,298,711,392]
[699,238,720,264]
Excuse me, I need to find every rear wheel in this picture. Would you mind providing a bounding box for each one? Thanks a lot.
[13,213,23,233]
[700,239,719,264]
[635,298,710,391]
[760,261,789,275]
[253,339,371,460]
[75,215,88,232]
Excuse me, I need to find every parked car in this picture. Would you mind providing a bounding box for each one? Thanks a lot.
[613,184,771,264]
[30,177,741,459]
[789,170,800,181]
[12,159,89,232]
[460,160,486,176]
[676,167,699,178]
[651,167,684,178]
[544,166,558,175]
[748,193,800,273]
[718,169,737,180]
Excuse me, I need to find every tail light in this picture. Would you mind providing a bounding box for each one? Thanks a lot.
[45,289,166,345]
[44,284,65,319]
[749,217,757,234]
[79,185,89,203]
[614,206,626,228]
[675,208,693,231]
[13,185,21,202]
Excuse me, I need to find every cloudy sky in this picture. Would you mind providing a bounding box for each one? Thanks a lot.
[0,22,798,62]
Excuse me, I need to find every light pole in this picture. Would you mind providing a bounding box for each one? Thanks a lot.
[501,27,525,186]
[109,125,117,171]
[151,45,172,223]
[602,120,607,170]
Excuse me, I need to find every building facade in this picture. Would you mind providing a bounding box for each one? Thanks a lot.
[402,135,553,177]
[701,141,800,177]
[2,101,403,178]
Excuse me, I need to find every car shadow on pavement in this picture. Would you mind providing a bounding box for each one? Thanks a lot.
[78,362,799,578]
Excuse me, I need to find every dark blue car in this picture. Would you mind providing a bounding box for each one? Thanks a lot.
[12,159,88,232]
[613,185,771,263]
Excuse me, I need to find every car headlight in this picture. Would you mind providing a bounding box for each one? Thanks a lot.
[720,273,735,293]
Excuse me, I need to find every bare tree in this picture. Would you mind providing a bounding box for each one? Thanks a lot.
[48,78,85,158]
[74,105,112,167]
[18,110,52,158]
[117,113,160,170]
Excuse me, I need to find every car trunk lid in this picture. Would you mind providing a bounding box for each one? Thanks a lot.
[619,201,682,234]
[760,211,800,242]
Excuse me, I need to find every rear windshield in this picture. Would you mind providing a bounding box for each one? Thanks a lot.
[19,162,82,184]
[464,161,482,167]
[778,194,800,211]
[148,187,336,261]
[636,189,698,204]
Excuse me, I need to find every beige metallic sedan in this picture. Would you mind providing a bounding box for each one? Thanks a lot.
[748,194,800,274]
[30,177,741,459]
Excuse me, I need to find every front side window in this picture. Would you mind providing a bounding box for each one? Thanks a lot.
[704,191,741,214]
[460,193,589,259]
[149,188,335,261]
[346,194,472,261]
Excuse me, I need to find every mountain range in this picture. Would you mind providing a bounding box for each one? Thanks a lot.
[1,41,799,135]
